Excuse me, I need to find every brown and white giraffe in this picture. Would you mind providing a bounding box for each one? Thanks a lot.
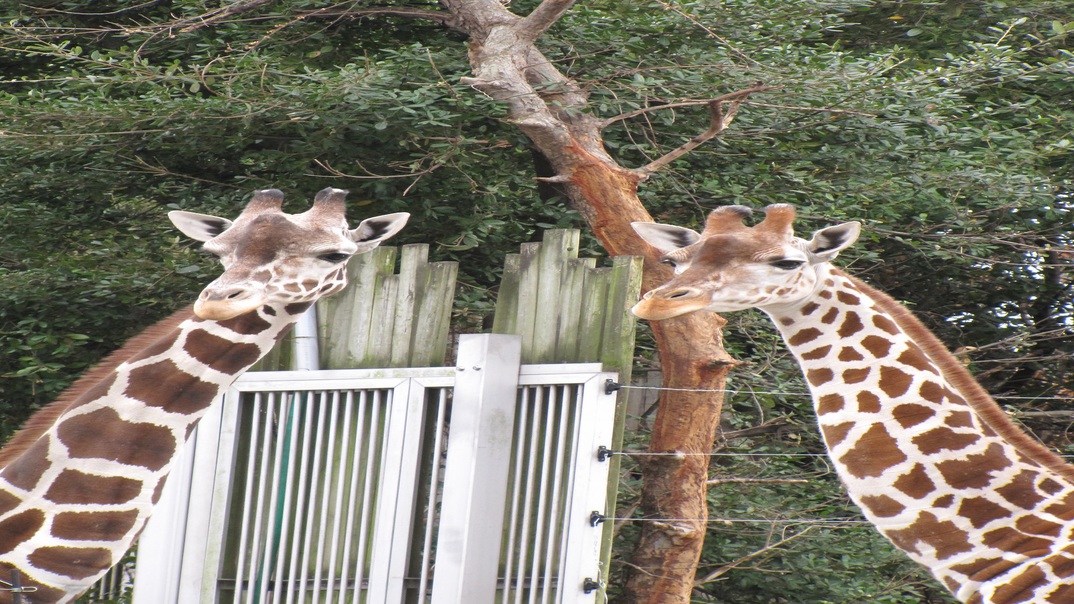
[631,204,1074,604]
[0,188,408,603]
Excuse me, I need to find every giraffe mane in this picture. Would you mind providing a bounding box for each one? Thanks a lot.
[0,305,195,470]
[843,271,1074,485]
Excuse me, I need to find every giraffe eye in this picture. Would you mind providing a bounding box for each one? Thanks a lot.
[770,259,805,270]
[660,258,678,268]
[318,252,351,264]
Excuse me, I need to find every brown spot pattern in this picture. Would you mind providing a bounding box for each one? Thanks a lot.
[52,510,140,541]
[285,301,313,315]
[897,347,935,372]
[886,511,973,560]
[991,563,1045,603]
[800,345,831,361]
[878,366,913,398]
[912,427,980,455]
[0,509,45,555]
[860,494,905,517]
[821,422,854,447]
[215,312,272,335]
[893,404,936,428]
[1,438,51,492]
[806,367,834,386]
[837,311,864,337]
[840,424,906,478]
[957,496,1012,528]
[124,359,219,416]
[788,328,823,346]
[816,394,844,415]
[857,391,881,413]
[841,367,870,384]
[935,443,1011,489]
[57,408,177,472]
[820,308,839,324]
[184,329,263,375]
[28,546,113,580]
[837,347,864,362]
[836,290,860,305]
[800,302,820,315]
[872,315,900,335]
[996,471,1045,510]
[45,470,142,505]
[894,464,935,499]
[860,335,892,358]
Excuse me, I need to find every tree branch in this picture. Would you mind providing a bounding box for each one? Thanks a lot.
[514,0,577,44]
[634,85,772,176]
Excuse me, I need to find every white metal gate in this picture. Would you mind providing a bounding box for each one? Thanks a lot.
[133,334,617,604]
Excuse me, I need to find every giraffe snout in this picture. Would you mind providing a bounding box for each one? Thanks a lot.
[194,283,266,321]
[631,287,710,321]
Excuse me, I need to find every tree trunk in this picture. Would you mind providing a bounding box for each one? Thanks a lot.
[438,1,739,601]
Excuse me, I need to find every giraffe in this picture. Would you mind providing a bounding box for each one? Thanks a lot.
[0,188,408,603]
[630,204,1074,604]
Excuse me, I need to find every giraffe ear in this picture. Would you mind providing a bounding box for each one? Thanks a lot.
[168,211,233,242]
[631,222,701,253]
[806,222,861,262]
[350,212,410,246]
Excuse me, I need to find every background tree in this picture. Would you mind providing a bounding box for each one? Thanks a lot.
[1,1,1070,602]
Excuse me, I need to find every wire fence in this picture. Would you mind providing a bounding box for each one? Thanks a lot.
[610,380,1074,531]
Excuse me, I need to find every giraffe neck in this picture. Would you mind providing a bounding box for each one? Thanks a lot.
[0,303,306,602]
[764,265,1074,604]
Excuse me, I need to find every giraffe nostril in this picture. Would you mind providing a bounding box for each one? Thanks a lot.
[227,291,243,300]
[668,290,693,299]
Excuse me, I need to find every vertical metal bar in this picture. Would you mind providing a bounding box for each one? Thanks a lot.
[351,391,384,600]
[416,388,449,602]
[528,385,558,602]
[273,392,305,601]
[338,390,370,603]
[513,386,545,604]
[501,386,532,604]
[296,391,331,602]
[233,392,264,602]
[312,390,342,604]
[326,390,355,603]
[540,385,574,603]
[285,392,318,604]
[553,385,585,604]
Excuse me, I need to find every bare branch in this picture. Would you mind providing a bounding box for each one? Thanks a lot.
[693,527,815,586]
[178,0,275,34]
[514,0,577,45]
[635,85,772,176]
[706,477,810,486]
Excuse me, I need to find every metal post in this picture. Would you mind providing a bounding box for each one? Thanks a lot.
[430,334,522,603]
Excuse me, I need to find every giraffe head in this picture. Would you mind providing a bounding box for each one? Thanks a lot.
[631,204,860,320]
[168,188,409,320]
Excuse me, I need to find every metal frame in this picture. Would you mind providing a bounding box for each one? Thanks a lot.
[133,334,617,604]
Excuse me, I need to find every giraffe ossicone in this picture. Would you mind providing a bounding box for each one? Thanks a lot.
[0,188,407,603]
[632,205,1074,604]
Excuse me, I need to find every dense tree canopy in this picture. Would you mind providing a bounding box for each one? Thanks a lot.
[1,1,1071,602]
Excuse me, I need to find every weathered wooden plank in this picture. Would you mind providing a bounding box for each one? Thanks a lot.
[319,246,397,368]
[531,230,578,363]
[491,254,521,336]
[364,274,399,367]
[389,245,428,367]
[575,267,610,363]
[410,261,459,367]
[602,255,644,370]
[512,243,542,361]
[555,257,596,363]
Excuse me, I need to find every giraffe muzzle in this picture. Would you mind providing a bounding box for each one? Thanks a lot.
[631,287,711,320]
[194,286,265,320]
